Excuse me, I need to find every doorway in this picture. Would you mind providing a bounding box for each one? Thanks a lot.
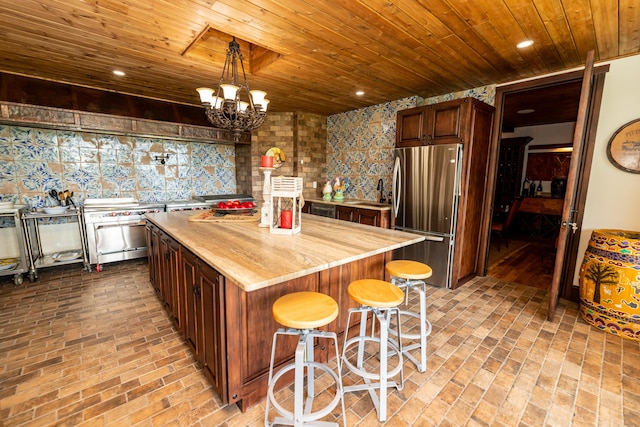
[480,66,609,301]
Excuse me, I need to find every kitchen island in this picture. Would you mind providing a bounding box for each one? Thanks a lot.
[145,211,424,410]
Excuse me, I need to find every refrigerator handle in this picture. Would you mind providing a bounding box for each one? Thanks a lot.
[392,156,401,218]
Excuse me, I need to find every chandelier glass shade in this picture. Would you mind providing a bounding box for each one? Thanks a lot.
[197,37,269,141]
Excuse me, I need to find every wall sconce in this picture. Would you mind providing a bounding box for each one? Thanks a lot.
[154,154,170,165]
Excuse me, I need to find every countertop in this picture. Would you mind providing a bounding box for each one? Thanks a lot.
[146,211,423,292]
[305,197,392,211]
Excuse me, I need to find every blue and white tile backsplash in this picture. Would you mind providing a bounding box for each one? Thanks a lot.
[326,85,495,202]
[0,126,237,207]
[1,84,496,207]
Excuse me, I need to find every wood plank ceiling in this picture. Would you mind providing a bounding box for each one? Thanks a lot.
[0,0,637,118]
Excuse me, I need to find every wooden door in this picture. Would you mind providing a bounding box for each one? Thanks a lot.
[548,51,596,321]
[428,98,466,144]
[335,205,355,222]
[356,208,380,227]
[159,234,173,310]
[181,248,201,359]
[167,238,181,330]
[199,262,227,400]
[396,106,427,147]
[145,224,161,295]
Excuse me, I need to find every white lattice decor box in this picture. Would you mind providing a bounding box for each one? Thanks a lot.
[270,176,303,235]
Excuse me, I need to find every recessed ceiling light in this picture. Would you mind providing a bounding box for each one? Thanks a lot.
[355,91,364,96]
[112,70,126,76]
[517,109,535,114]
[516,40,534,49]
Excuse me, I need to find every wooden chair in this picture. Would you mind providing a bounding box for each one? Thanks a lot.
[491,198,521,251]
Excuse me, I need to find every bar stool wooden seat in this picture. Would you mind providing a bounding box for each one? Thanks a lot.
[385,260,433,372]
[265,291,346,427]
[341,279,405,422]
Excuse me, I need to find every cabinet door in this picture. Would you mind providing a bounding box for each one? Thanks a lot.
[166,238,182,330]
[181,248,202,360]
[146,224,162,295]
[428,99,466,144]
[159,235,173,310]
[335,205,355,222]
[396,106,427,147]
[356,208,381,227]
[199,262,227,399]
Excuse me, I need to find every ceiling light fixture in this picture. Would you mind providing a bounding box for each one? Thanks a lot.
[112,70,125,76]
[516,40,534,49]
[196,37,269,141]
[355,91,364,96]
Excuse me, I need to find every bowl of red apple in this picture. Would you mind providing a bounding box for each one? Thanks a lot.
[214,199,256,214]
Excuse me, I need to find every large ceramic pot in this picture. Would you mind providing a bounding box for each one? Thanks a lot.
[579,229,640,340]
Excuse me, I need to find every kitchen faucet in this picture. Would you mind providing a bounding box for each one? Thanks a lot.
[377,178,385,203]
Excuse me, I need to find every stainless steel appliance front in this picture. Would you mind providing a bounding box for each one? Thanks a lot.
[310,202,335,218]
[392,144,463,288]
[83,199,163,271]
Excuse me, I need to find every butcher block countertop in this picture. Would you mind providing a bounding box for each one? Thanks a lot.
[146,211,423,292]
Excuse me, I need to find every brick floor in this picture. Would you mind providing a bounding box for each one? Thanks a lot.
[1,259,639,426]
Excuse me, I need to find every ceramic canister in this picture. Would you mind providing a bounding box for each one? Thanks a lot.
[579,229,640,340]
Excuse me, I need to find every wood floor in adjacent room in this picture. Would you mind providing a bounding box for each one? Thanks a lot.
[2,259,640,426]
[487,237,556,291]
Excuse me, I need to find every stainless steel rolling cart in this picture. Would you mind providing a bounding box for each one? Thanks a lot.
[0,205,29,285]
[21,207,91,280]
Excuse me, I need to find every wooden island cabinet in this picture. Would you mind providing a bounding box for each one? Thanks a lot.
[145,212,423,410]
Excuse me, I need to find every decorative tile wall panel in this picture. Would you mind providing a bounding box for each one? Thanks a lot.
[0,125,236,207]
[326,86,495,202]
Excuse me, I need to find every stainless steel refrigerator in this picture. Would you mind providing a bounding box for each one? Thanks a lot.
[392,144,463,288]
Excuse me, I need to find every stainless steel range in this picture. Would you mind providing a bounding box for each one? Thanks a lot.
[193,193,255,205]
[83,195,255,271]
[164,199,211,212]
[83,198,164,271]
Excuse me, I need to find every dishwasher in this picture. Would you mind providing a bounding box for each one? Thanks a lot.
[310,202,336,218]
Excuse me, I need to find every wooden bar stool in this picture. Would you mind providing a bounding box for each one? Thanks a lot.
[341,279,405,422]
[265,291,346,427]
[385,260,433,373]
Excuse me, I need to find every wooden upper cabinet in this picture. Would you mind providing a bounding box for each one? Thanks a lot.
[429,99,465,143]
[397,97,496,289]
[396,98,469,147]
[396,106,427,146]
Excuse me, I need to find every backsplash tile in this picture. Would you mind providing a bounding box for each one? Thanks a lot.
[326,86,495,202]
[2,86,496,207]
[0,125,236,207]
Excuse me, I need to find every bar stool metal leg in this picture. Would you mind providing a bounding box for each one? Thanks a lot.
[390,278,432,373]
[341,306,404,422]
[265,291,345,426]
[265,329,344,427]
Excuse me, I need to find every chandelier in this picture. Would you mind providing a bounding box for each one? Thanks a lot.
[196,37,269,141]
